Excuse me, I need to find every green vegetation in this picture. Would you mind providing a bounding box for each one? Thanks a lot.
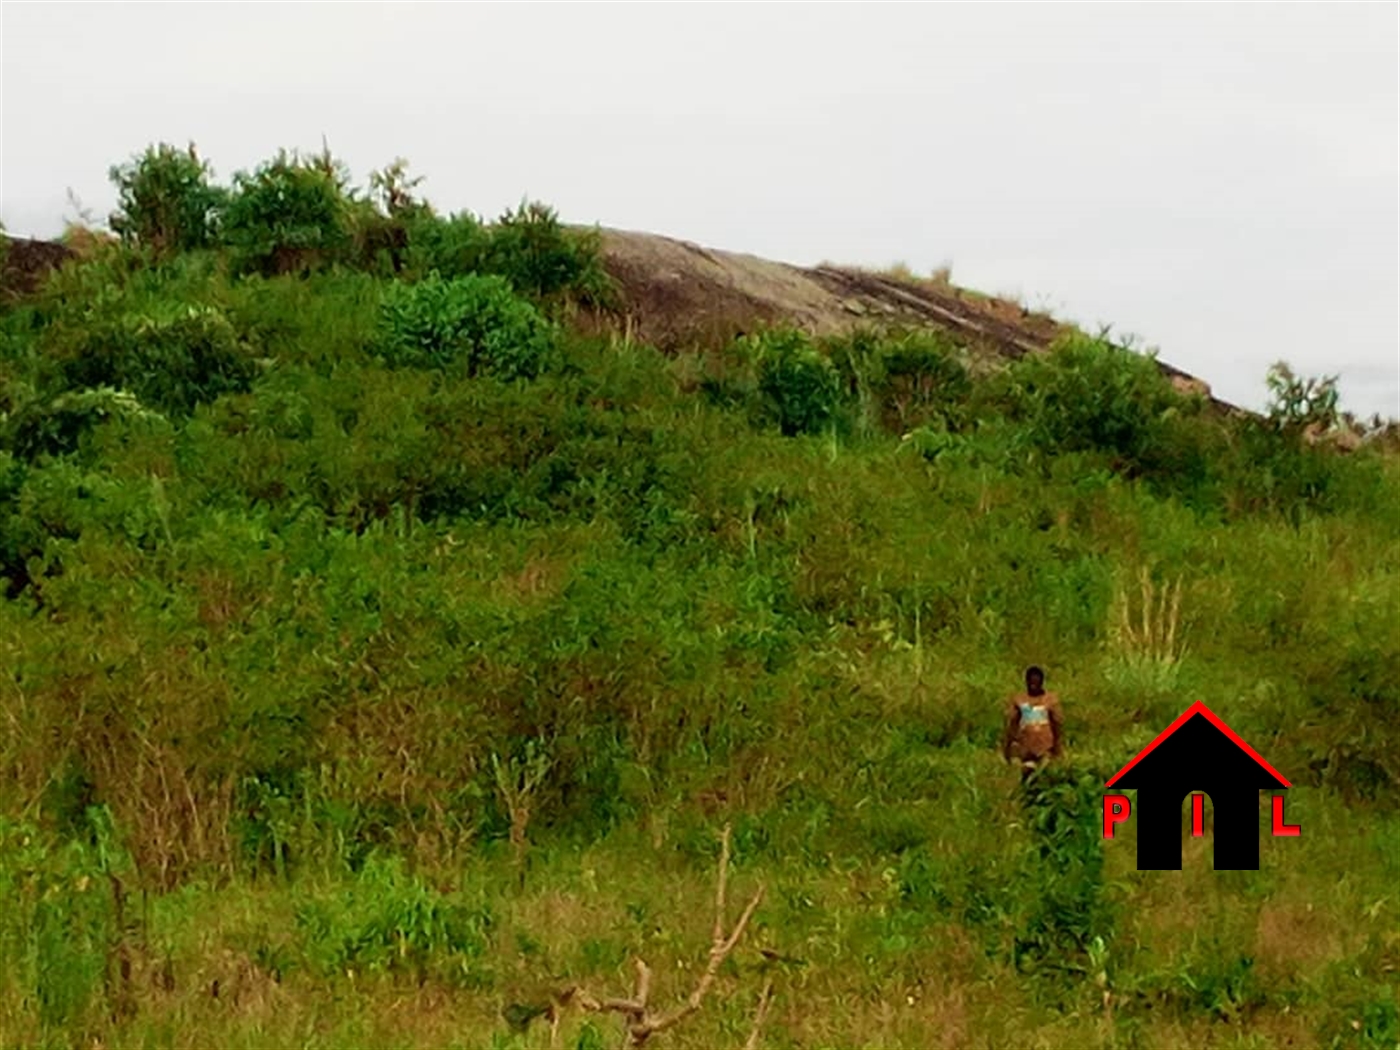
[108,143,225,257]
[0,142,1397,1049]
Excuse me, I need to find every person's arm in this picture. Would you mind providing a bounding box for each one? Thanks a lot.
[1001,699,1020,761]
[1048,695,1065,758]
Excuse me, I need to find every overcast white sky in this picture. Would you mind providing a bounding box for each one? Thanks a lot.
[2,3,1396,417]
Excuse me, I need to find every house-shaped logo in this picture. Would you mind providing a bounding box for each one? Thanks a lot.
[1102,701,1300,871]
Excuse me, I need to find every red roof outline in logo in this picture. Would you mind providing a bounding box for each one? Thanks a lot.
[1105,700,1292,788]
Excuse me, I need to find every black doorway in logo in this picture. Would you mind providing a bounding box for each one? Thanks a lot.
[1107,702,1290,871]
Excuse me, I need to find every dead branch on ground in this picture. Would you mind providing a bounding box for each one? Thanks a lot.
[743,978,775,1050]
[549,823,767,1047]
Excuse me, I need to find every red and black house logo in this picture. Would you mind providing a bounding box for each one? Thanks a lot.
[1102,701,1301,871]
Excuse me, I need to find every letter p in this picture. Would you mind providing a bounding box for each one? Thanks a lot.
[1103,794,1131,838]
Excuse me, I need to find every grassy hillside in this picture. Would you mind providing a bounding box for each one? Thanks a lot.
[1,145,1397,1049]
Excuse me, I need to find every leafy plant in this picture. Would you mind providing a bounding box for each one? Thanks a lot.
[404,210,492,280]
[367,158,428,221]
[487,201,611,304]
[47,303,256,417]
[0,812,137,1042]
[1012,765,1116,975]
[2,384,167,462]
[874,331,972,432]
[1006,333,1190,473]
[350,159,430,276]
[108,143,224,256]
[749,330,844,437]
[220,149,352,275]
[372,272,555,379]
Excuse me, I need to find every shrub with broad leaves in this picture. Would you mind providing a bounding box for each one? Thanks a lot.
[373,273,555,379]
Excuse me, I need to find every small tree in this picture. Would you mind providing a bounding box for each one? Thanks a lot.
[108,143,223,256]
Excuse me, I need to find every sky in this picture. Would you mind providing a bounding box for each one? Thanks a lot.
[2,3,1396,418]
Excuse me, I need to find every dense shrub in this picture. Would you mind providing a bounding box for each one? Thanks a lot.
[748,330,844,436]
[372,273,555,379]
[485,200,611,303]
[874,331,972,432]
[220,150,352,275]
[293,854,494,986]
[404,203,611,305]
[108,143,224,256]
[1013,765,1116,972]
[1227,418,1335,518]
[403,210,491,280]
[1004,333,1193,470]
[46,303,256,417]
[2,385,166,462]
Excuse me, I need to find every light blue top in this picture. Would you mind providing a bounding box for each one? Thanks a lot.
[1019,702,1050,726]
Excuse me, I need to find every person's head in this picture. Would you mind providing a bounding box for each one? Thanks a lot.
[1025,666,1045,695]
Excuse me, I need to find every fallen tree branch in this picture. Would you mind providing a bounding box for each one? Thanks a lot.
[555,823,766,1047]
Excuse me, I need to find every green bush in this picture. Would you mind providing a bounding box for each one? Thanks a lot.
[875,331,972,432]
[403,204,611,305]
[2,385,167,462]
[220,150,352,275]
[486,201,611,303]
[47,303,256,417]
[403,210,492,280]
[749,330,844,437]
[1012,765,1116,974]
[1228,417,1336,520]
[293,854,493,985]
[1005,334,1192,470]
[0,813,134,1041]
[1219,363,1387,521]
[372,273,555,379]
[108,143,224,256]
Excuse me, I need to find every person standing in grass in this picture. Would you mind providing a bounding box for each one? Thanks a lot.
[1001,665,1064,780]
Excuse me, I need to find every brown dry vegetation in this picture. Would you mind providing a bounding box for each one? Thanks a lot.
[0,236,76,299]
